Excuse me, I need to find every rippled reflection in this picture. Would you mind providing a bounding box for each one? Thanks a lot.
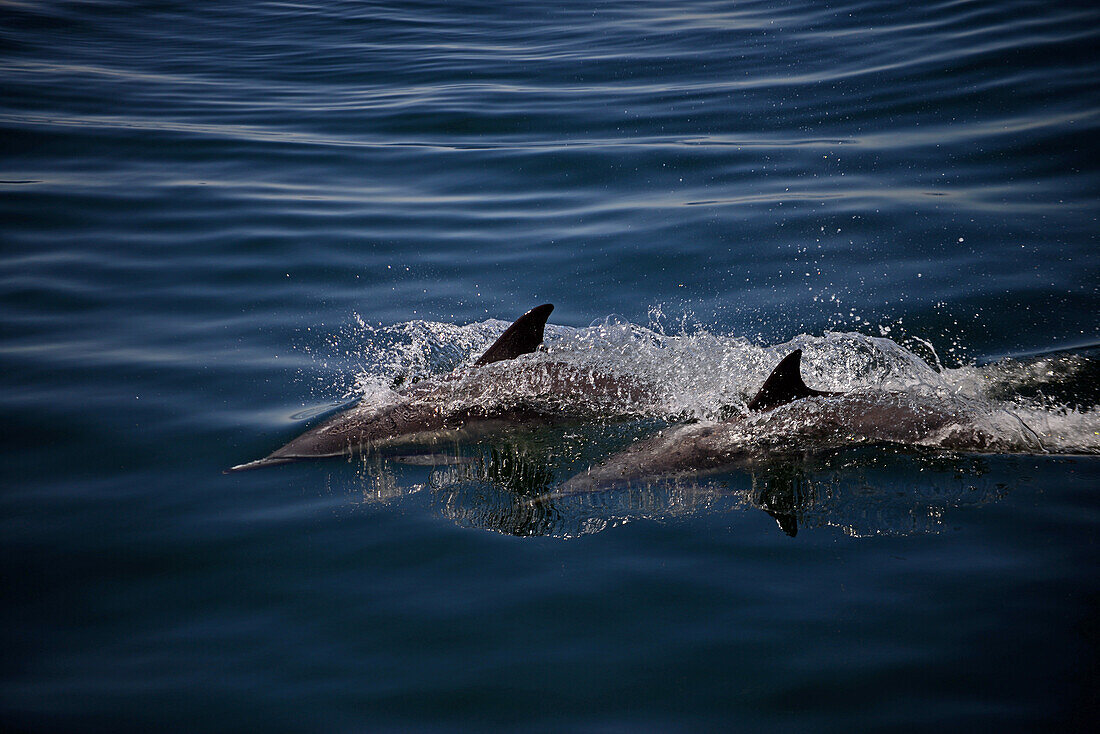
[335,434,1013,539]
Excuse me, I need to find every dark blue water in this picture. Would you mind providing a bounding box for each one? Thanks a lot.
[2,1,1098,730]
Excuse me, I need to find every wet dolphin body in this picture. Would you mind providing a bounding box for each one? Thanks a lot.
[228,304,655,472]
[555,349,982,493]
[228,304,556,471]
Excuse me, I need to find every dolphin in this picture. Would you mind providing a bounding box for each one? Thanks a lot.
[228,304,555,471]
[228,304,655,472]
[553,348,1006,494]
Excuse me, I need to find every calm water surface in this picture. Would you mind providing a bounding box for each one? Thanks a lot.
[2,1,1098,731]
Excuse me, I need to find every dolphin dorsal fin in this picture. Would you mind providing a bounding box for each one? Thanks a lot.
[747,349,837,412]
[474,303,554,366]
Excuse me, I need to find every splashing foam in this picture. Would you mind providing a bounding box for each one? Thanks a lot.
[323,315,1099,456]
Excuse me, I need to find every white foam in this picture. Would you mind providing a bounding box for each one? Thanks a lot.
[317,314,1100,456]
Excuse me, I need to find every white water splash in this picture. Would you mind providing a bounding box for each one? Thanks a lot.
[321,314,1100,456]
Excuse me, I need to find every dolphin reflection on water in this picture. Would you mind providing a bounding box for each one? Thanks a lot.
[350,433,1012,539]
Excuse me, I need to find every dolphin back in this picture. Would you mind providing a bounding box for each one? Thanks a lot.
[474,303,554,366]
[228,304,558,471]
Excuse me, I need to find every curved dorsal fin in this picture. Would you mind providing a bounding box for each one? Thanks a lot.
[747,349,838,412]
[474,303,554,366]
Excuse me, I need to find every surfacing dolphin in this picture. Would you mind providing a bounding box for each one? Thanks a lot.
[228,304,555,471]
[554,348,1018,494]
[228,304,655,472]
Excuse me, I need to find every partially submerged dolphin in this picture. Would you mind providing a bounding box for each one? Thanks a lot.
[229,304,655,472]
[228,304,556,471]
[555,349,1014,494]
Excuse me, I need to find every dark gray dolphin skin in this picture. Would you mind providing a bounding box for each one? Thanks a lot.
[555,349,972,493]
[228,304,556,472]
[746,349,841,411]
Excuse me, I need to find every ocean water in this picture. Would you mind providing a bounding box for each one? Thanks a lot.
[2,0,1098,730]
